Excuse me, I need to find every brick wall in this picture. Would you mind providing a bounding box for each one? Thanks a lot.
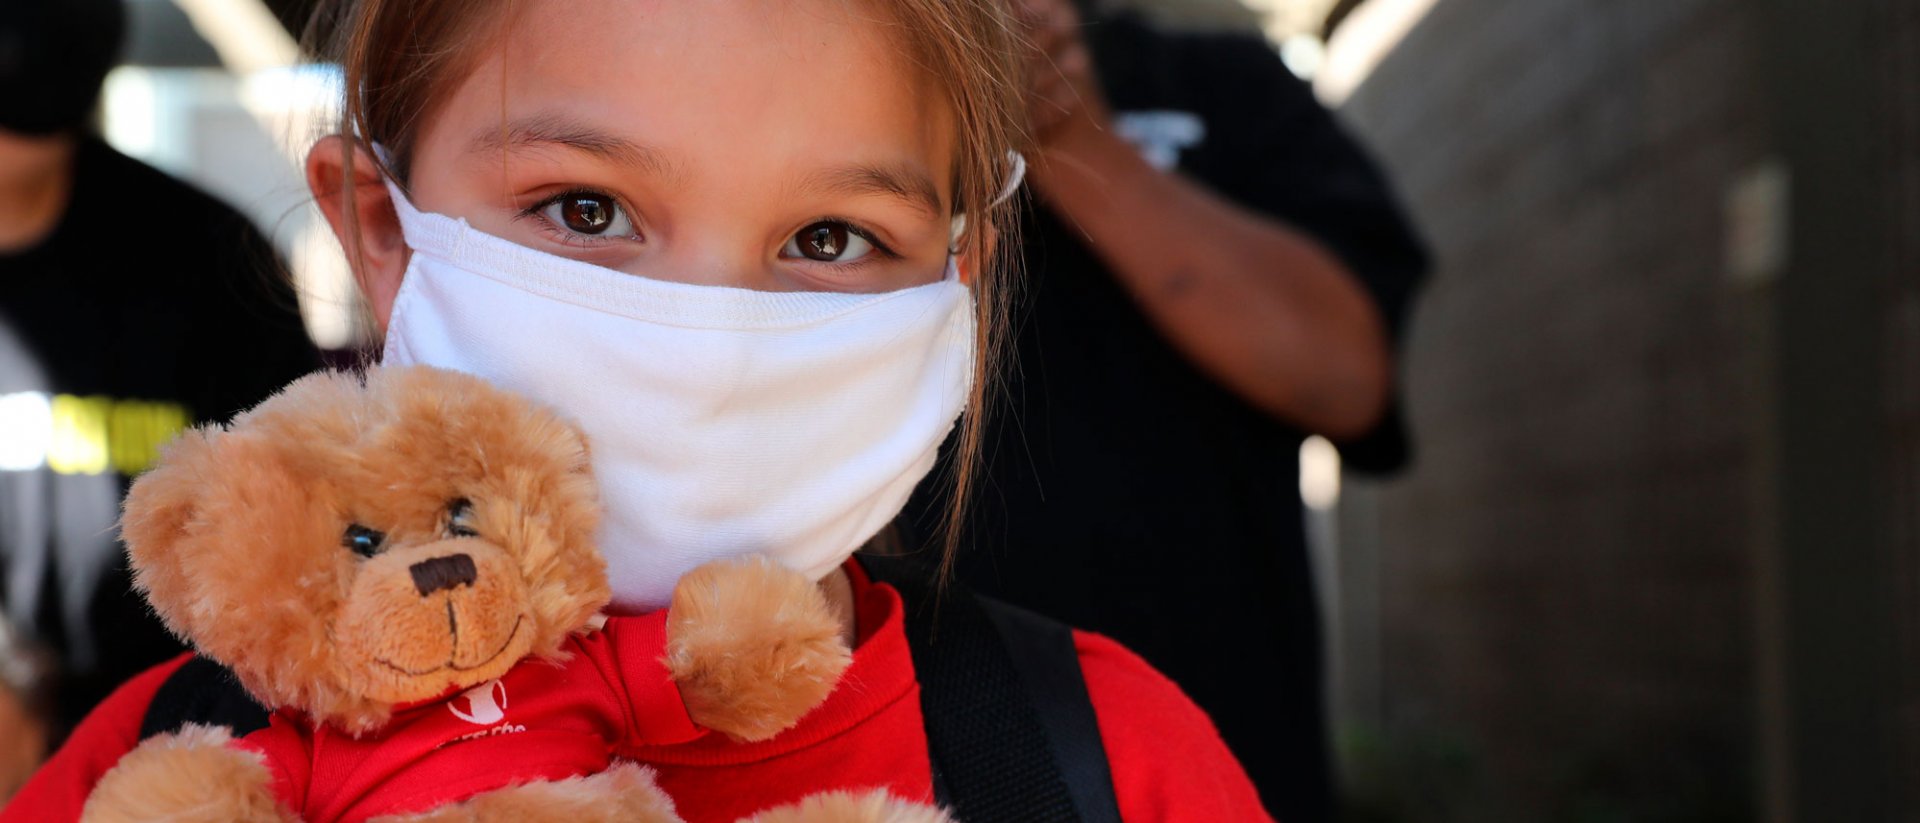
[1328,0,1774,819]
[1875,0,1920,816]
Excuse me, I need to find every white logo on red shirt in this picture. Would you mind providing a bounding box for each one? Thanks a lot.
[448,678,507,725]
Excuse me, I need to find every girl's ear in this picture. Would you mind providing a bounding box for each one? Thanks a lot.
[953,220,998,286]
[307,135,408,332]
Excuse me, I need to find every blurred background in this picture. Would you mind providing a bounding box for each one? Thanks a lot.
[31,0,1920,820]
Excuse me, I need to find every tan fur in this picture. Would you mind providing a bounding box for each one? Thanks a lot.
[374,762,682,823]
[121,367,607,733]
[335,537,534,705]
[109,366,864,820]
[741,790,955,823]
[667,557,853,741]
[81,724,295,823]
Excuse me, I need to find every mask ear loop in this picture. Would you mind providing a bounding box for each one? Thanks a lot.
[367,142,423,222]
[949,151,1028,253]
[365,141,399,180]
[366,142,412,206]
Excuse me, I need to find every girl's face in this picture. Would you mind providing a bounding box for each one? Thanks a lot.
[339,0,960,316]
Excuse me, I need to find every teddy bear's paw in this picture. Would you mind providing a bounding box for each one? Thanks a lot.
[736,790,954,823]
[666,556,853,742]
[374,762,682,823]
[81,724,296,823]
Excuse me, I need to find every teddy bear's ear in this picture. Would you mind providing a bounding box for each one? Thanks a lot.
[559,416,592,474]
[119,426,226,637]
[507,385,594,477]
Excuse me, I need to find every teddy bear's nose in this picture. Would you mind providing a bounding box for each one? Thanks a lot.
[410,554,477,596]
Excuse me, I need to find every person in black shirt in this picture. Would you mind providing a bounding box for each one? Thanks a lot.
[0,0,321,775]
[904,2,1429,820]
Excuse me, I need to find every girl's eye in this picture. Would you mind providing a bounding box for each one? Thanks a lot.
[783,221,877,263]
[536,192,636,238]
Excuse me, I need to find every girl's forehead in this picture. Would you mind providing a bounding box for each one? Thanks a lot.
[418,0,952,192]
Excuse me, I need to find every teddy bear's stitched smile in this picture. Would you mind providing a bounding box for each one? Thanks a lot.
[372,614,526,677]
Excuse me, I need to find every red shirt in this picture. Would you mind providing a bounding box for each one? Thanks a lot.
[4,563,1272,822]
[238,612,700,822]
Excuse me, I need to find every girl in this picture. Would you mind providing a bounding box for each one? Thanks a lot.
[4,0,1270,820]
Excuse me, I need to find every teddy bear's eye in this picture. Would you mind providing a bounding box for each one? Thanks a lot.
[343,524,386,558]
[447,499,480,538]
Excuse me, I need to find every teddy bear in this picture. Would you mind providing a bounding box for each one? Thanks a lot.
[76,366,946,823]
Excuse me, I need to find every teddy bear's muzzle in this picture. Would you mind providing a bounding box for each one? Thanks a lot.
[336,539,535,702]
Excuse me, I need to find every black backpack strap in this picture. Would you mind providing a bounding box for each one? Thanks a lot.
[139,655,271,740]
[977,598,1123,823]
[859,554,1122,823]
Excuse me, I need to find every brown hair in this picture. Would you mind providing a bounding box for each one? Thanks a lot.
[304,0,1027,576]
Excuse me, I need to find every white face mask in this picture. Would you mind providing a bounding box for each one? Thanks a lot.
[380,181,975,612]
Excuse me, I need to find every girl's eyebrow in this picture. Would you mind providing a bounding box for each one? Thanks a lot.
[467,113,684,182]
[470,111,941,219]
[797,164,944,219]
